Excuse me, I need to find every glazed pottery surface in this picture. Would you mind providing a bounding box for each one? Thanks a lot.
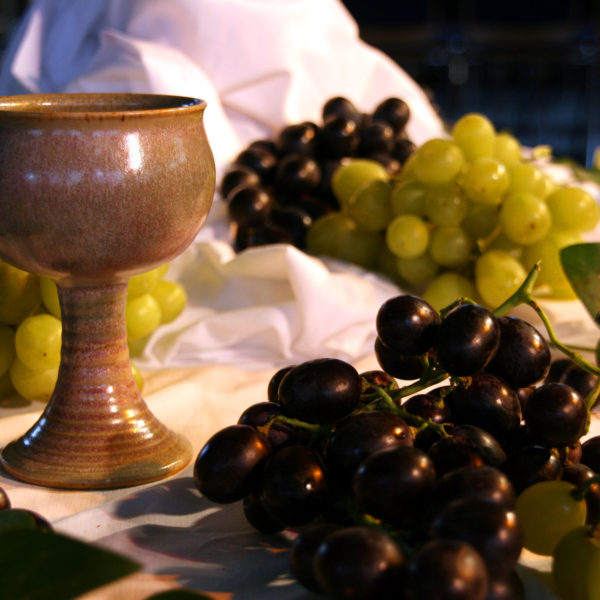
[0,94,215,488]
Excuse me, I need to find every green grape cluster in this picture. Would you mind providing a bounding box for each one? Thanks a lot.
[307,113,600,310]
[0,260,188,403]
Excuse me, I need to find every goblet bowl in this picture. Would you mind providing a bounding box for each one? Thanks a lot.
[0,93,215,488]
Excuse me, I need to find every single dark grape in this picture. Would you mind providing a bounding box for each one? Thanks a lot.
[560,363,598,401]
[581,435,600,472]
[430,498,523,578]
[233,146,278,182]
[372,97,410,135]
[193,424,272,504]
[435,304,501,376]
[274,154,321,195]
[314,526,405,600]
[545,358,573,383]
[444,373,521,441]
[561,462,600,525]
[358,119,395,155]
[391,137,417,164]
[325,410,412,490]
[260,445,328,526]
[267,205,312,248]
[500,445,562,494]
[407,538,488,600]
[227,184,273,228]
[401,393,451,424]
[290,521,341,593]
[242,493,285,533]
[376,294,440,356]
[428,425,507,476]
[523,382,588,448]
[485,571,525,600]
[248,138,278,155]
[374,337,425,380]
[276,121,319,156]
[238,401,298,449]
[353,446,436,530]
[322,96,361,124]
[220,165,261,199]
[277,358,361,423]
[433,465,516,511]
[485,316,550,388]
[267,365,295,403]
[318,114,360,158]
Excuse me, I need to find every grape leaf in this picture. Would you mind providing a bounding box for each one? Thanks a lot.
[0,528,140,600]
[560,242,600,327]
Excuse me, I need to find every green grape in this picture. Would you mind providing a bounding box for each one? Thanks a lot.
[39,276,61,318]
[346,179,392,232]
[131,362,144,392]
[507,162,548,197]
[451,113,496,161]
[386,214,430,259]
[151,279,188,324]
[515,480,586,556]
[390,179,428,217]
[15,314,62,371]
[423,272,477,311]
[128,266,163,299]
[499,192,551,245]
[461,201,499,240]
[546,186,600,232]
[126,293,162,342]
[306,212,352,257]
[128,335,149,358]
[9,356,58,402]
[552,525,600,600]
[459,157,510,206]
[396,252,439,288]
[475,250,527,308]
[523,230,581,299]
[493,132,522,166]
[331,159,389,209]
[0,324,15,377]
[424,185,468,226]
[0,260,41,325]
[413,138,466,186]
[429,226,473,268]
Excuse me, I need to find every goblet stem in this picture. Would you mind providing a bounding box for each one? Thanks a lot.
[1,281,192,489]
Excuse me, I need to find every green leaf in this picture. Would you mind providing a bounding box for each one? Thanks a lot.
[560,242,600,327]
[0,528,140,600]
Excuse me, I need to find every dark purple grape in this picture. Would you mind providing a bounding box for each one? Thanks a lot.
[545,358,573,383]
[372,97,410,135]
[279,192,333,220]
[220,166,261,199]
[485,571,525,600]
[581,435,600,472]
[376,294,440,356]
[485,316,550,388]
[523,382,588,448]
[358,119,395,155]
[322,96,361,124]
[401,393,451,424]
[227,184,273,228]
[561,462,600,525]
[248,139,278,155]
[314,526,405,600]
[428,425,507,476]
[242,493,285,533]
[435,304,501,376]
[267,365,295,403]
[374,337,425,380]
[391,138,417,164]
[318,115,360,158]
[560,363,598,401]
[274,154,321,195]
[193,424,271,504]
[500,445,562,494]
[233,223,293,252]
[233,146,278,182]
[325,410,412,490]
[267,205,312,248]
[260,445,328,526]
[444,373,521,441]
[278,358,361,423]
[353,446,436,530]
[430,498,523,578]
[290,521,341,593]
[359,369,399,395]
[433,465,516,511]
[276,121,319,156]
[407,538,489,600]
[238,401,298,449]
[366,152,402,174]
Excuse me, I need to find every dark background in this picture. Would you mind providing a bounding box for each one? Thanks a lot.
[1,1,599,166]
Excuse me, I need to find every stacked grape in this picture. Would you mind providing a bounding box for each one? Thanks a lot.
[308,114,600,311]
[0,259,188,402]
[194,294,600,600]
[220,96,417,252]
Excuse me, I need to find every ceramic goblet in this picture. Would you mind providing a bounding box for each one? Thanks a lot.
[0,94,215,489]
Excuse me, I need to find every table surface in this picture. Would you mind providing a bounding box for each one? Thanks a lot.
[0,353,594,600]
